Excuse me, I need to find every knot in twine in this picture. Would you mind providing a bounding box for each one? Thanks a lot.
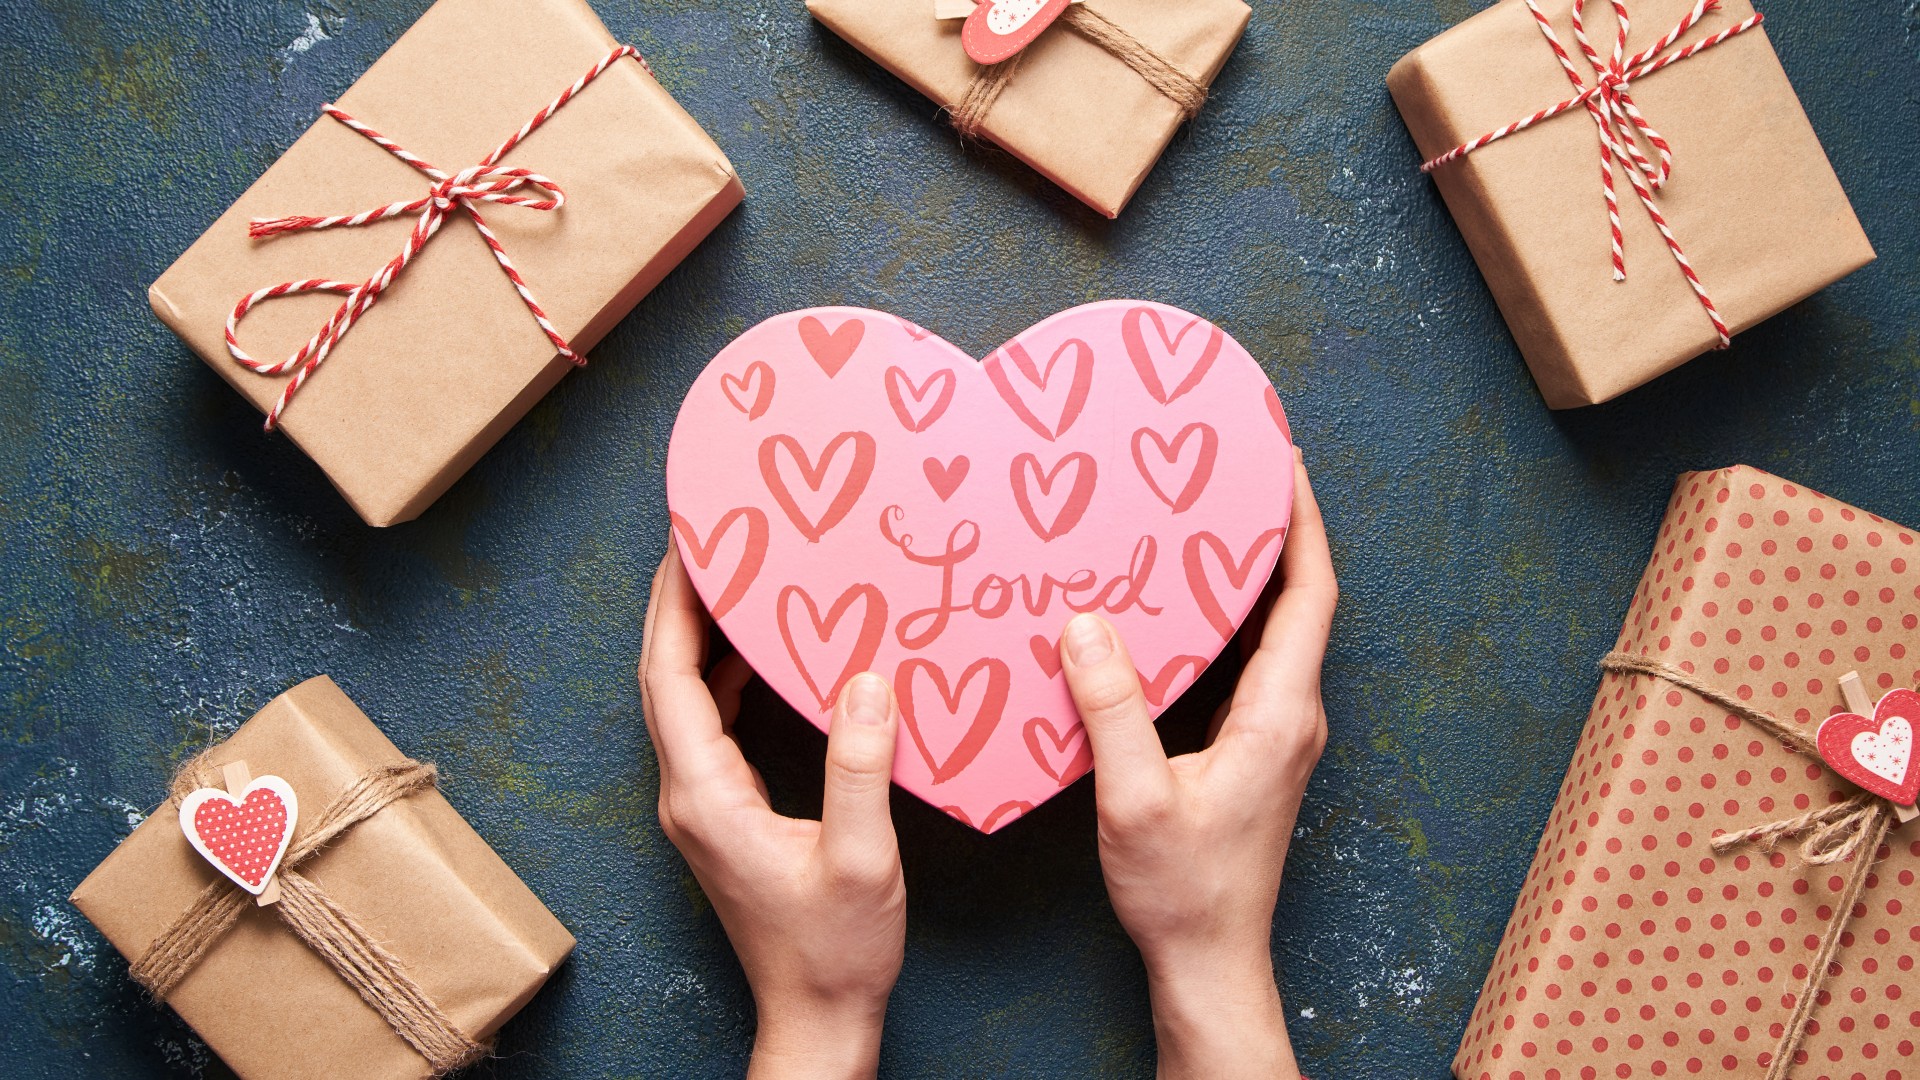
[227,45,653,430]
[1600,652,1897,1080]
[1422,0,1768,348]
[951,4,1207,141]
[135,753,486,1076]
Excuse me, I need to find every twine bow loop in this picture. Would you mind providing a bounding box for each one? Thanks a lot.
[226,45,651,431]
[1711,790,1885,865]
[247,164,568,243]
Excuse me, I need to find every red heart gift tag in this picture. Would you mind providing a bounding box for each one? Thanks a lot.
[1816,688,1920,806]
[963,0,1073,65]
[178,775,300,894]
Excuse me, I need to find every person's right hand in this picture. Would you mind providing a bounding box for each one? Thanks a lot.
[1057,450,1336,1080]
[640,545,905,1080]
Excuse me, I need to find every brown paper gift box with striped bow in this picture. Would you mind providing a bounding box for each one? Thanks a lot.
[150,0,741,526]
[1389,0,1873,409]
[1453,467,1920,1080]
[71,677,575,1080]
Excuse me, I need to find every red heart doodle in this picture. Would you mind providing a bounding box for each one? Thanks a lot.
[897,657,1011,784]
[886,367,956,433]
[777,584,888,711]
[1263,384,1291,442]
[1184,528,1289,640]
[670,508,769,620]
[1138,655,1209,707]
[1817,688,1920,805]
[1023,717,1091,786]
[1029,634,1063,679]
[961,0,1072,65]
[758,431,876,543]
[985,338,1094,442]
[1124,305,1223,405]
[923,456,970,502]
[939,799,1036,834]
[1010,452,1097,541]
[1132,423,1219,514]
[720,361,775,420]
[798,314,865,377]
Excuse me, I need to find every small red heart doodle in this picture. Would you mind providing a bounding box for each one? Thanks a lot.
[178,776,299,894]
[1816,688,1920,806]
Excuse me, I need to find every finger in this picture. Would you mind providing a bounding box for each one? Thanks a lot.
[1206,697,1231,748]
[709,652,753,734]
[1226,452,1338,725]
[640,546,752,789]
[1059,614,1172,814]
[1236,569,1283,663]
[638,550,672,768]
[820,672,901,877]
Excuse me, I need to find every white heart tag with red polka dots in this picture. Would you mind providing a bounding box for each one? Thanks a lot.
[178,776,299,895]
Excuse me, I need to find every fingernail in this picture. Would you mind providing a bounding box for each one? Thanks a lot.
[1063,614,1112,667]
[848,673,890,725]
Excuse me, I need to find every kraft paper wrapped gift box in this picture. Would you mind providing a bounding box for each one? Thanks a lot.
[71,677,575,1080]
[1388,0,1874,409]
[807,0,1250,218]
[150,0,742,526]
[1453,467,1920,1080]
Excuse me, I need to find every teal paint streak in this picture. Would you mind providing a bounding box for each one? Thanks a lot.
[1,0,1916,1076]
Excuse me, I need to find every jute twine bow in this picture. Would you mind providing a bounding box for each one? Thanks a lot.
[226,44,653,431]
[128,753,486,1075]
[950,4,1208,140]
[1422,0,1768,348]
[1600,652,1897,1080]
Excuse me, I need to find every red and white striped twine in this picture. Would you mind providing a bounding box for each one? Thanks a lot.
[227,44,653,430]
[1420,0,1765,348]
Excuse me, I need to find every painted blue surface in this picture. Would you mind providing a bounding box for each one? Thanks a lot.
[1,1,1915,1077]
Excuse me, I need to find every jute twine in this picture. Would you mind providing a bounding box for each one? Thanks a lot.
[950,4,1208,140]
[1600,652,1898,1080]
[129,753,488,1075]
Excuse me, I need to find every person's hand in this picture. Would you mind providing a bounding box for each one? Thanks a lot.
[639,545,905,1080]
[1058,450,1336,1080]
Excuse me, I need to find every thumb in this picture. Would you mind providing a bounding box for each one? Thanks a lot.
[1059,614,1172,817]
[821,672,901,878]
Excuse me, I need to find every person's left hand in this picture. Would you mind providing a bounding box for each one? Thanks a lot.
[639,545,905,1080]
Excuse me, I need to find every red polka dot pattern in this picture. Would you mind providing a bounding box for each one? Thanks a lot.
[1453,467,1920,1080]
[190,788,291,887]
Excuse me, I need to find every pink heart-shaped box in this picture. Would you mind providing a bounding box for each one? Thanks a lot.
[664,301,1293,831]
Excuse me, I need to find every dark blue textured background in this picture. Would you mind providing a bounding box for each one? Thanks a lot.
[2,1,1915,1076]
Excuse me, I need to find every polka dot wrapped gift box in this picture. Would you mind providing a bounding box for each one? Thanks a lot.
[1454,466,1919,1080]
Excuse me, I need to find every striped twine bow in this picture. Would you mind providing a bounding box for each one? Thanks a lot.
[227,44,652,430]
[1421,0,1766,348]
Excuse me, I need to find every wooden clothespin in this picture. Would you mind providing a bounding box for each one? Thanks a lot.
[221,761,285,905]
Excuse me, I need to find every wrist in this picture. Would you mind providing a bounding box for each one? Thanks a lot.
[1144,948,1297,1080]
[748,993,886,1080]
